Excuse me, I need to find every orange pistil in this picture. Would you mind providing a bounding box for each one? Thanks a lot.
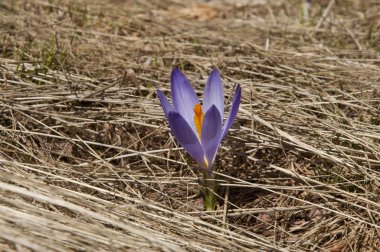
[193,103,204,139]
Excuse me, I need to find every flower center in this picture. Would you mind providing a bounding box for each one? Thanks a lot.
[193,103,204,139]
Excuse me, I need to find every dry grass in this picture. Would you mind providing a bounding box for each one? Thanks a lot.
[1,0,380,251]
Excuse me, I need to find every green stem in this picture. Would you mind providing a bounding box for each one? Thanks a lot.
[203,170,217,211]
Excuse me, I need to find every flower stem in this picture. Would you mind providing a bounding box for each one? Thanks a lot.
[203,170,217,211]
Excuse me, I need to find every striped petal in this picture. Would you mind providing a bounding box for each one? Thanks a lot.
[203,68,224,121]
[171,68,200,131]
[201,105,222,169]
[222,84,241,138]
[157,89,172,118]
[167,111,205,166]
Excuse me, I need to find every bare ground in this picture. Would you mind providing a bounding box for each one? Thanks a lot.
[0,0,380,251]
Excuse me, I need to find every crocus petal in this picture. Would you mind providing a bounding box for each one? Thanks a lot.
[171,68,200,128]
[157,89,173,118]
[167,111,206,166]
[222,84,241,138]
[201,105,223,168]
[203,68,224,119]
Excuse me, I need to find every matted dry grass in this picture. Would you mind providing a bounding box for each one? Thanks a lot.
[1,0,379,251]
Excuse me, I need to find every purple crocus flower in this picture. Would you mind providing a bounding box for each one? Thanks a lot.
[157,68,241,170]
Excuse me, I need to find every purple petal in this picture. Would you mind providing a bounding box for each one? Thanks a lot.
[167,111,206,166]
[157,89,173,118]
[201,105,223,168]
[203,68,224,119]
[222,84,241,138]
[171,68,200,128]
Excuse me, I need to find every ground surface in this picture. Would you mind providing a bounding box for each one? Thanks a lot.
[1,0,380,251]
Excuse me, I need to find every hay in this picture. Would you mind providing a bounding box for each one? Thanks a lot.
[0,0,379,251]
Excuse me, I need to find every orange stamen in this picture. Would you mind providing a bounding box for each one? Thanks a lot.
[193,103,204,139]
